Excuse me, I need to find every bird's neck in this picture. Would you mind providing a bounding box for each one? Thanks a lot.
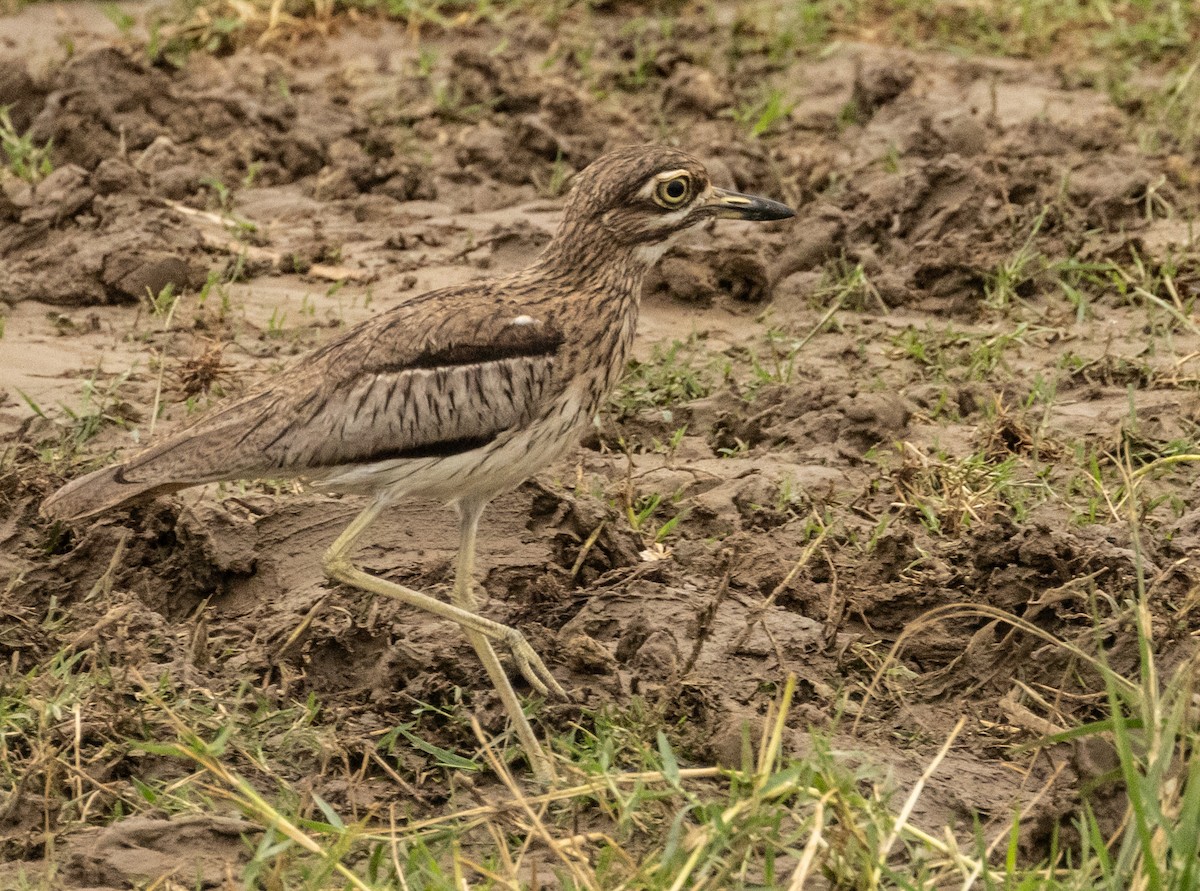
[525,222,656,403]
[534,239,647,366]
[535,220,660,299]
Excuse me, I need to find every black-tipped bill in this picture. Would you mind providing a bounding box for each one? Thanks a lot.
[707,187,795,221]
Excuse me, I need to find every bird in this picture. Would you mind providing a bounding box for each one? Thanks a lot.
[41,144,795,779]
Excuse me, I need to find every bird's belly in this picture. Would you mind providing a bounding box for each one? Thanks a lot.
[311,394,590,503]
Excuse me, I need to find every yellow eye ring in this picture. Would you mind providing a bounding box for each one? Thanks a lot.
[654,176,691,207]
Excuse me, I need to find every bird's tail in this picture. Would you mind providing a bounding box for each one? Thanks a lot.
[40,386,290,523]
[40,463,191,522]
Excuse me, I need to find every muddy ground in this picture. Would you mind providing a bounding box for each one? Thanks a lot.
[2,1,1199,886]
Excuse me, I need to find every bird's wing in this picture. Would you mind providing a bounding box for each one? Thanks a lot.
[115,282,567,484]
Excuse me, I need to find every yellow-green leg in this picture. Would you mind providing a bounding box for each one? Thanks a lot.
[453,496,557,782]
[322,497,560,782]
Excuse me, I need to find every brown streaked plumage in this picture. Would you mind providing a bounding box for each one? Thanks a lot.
[41,144,794,779]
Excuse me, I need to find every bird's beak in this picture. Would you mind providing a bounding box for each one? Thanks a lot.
[705,187,796,221]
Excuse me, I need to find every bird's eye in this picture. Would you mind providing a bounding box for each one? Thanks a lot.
[654,176,691,208]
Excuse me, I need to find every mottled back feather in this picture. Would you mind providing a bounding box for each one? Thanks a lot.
[42,284,572,520]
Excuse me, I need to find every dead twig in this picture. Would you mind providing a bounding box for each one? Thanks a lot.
[163,200,372,283]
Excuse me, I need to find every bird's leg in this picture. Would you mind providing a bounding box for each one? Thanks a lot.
[453,497,566,700]
[322,497,563,780]
[453,496,557,782]
[323,500,564,697]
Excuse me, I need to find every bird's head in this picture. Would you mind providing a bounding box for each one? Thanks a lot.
[548,145,795,269]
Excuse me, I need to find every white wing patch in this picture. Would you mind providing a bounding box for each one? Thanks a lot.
[510,315,538,326]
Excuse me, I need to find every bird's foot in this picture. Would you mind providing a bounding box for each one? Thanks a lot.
[502,627,569,701]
